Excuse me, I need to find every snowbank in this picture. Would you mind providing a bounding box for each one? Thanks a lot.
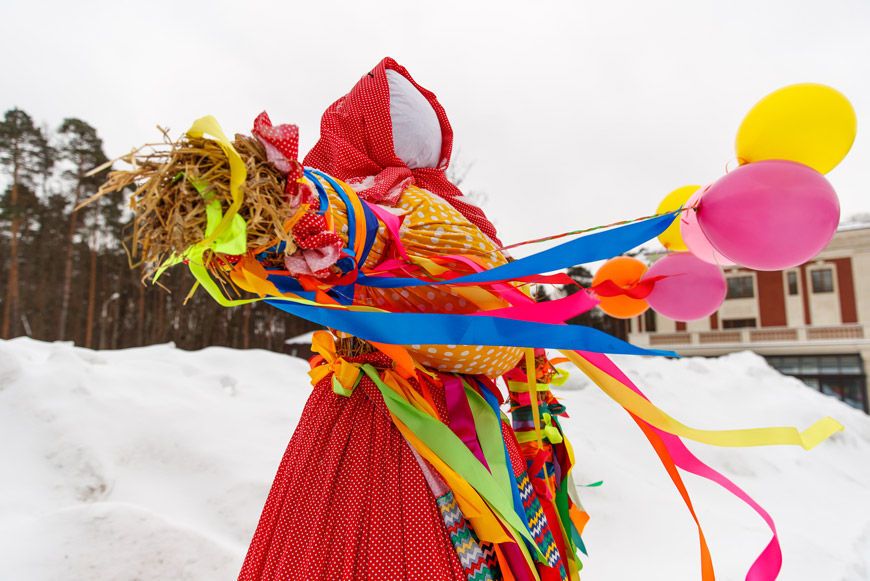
[1,338,868,580]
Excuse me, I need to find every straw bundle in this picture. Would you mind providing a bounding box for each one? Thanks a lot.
[91,129,297,274]
[336,336,377,358]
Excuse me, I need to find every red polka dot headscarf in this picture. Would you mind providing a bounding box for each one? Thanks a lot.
[303,57,502,246]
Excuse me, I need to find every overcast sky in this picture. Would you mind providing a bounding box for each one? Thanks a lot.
[2,0,868,257]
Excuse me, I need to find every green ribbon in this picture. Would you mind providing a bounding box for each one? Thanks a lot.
[556,478,587,558]
[154,172,248,294]
[362,365,544,560]
[152,116,250,305]
[512,402,567,422]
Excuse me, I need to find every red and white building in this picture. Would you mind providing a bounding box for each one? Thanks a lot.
[628,225,870,413]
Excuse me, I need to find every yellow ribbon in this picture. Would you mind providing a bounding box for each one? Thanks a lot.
[186,116,247,248]
[507,381,556,393]
[409,255,509,311]
[542,413,563,444]
[561,350,844,450]
[551,367,570,387]
[308,331,363,396]
[514,414,563,444]
[155,175,246,280]
[152,116,250,302]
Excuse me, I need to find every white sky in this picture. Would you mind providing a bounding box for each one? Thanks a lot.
[2,0,868,256]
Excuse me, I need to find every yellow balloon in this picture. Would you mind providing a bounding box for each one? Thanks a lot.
[656,185,701,252]
[735,83,857,174]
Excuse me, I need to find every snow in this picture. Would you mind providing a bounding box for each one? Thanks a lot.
[2,338,869,581]
[284,331,318,345]
[837,222,870,232]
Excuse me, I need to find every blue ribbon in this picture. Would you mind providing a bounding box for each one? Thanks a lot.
[306,168,379,268]
[264,299,676,357]
[304,168,331,216]
[280,168,382,305]
[356,211,678,289]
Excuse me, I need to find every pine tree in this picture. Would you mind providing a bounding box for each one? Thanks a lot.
[55,118,109,342]
[26,191,69,339]
[0,109,52,339]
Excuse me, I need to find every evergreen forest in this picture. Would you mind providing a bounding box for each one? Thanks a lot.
[0,108,624,352]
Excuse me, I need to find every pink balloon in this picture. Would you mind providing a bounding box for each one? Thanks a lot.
[680,185,736,266]
[643,252,726,321]
[697,159,840,271]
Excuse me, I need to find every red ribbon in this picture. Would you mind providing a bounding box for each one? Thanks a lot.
[589,274,672,300]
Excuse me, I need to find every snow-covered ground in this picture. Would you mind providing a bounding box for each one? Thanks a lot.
[2,337,869,580]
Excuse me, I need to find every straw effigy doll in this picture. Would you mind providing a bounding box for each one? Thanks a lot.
[235,57,587,581]
[95,57,590,580]
[91,56,844,581]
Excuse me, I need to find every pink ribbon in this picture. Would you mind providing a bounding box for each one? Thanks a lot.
[442,375,490,471]
[362,200,410,262]
[498,541,535,581]
[470,288,598,325]
[578,350,782,581]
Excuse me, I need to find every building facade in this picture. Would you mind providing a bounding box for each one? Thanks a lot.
[628,225,870,413]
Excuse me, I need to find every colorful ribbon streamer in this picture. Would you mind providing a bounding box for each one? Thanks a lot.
[561,349,845,580]
[264,299,676,357]
[354,212,679,290]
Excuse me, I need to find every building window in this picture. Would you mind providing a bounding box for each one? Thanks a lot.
[722,318,757,329]
[766,354,866,413]
[643,309,657,333]
[787,271,799,295]
[811,269,834,293]
[768,354,862,376]
[726,276,754,299]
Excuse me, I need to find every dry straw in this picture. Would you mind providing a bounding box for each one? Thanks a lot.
[84,129,296,276]
[336,336,377,358]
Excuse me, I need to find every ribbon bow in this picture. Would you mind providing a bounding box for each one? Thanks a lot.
[155,116,248,289]
[308,331,364,396]
[541,413,564,444]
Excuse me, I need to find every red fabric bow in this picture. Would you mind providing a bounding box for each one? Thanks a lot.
[282,210,344,278]
[252,111,306,205]
[303,57,502,246]
[253,112,342,277]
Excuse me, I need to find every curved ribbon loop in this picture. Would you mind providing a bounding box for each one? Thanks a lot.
[308,331,364,396]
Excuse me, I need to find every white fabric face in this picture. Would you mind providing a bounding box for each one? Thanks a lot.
[386,69,443,169]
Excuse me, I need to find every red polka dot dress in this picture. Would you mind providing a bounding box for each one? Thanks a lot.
[238,352,467,581]
[238,58,575,581]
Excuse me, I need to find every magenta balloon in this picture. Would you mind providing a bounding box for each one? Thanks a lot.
[643,253,726,321]
[680,186,736,266]
[697,160,840,271]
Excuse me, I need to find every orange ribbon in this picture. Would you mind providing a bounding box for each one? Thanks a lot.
[307,331,363,396]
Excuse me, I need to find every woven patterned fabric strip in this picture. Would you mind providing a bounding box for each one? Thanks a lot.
[516,471,567,580]
[436,491,503,581]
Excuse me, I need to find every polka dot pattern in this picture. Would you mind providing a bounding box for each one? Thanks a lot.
[303,57,502,245]
[252,111,303,182]
[317,177,523,376]
[283,201,344,277]
[239,352,467,580]
[243,60,576,577]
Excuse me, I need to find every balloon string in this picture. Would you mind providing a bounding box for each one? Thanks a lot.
[725,157,748,173]
[494,206,697,253]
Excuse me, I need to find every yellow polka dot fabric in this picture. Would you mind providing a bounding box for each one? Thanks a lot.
[310,177,523,377]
